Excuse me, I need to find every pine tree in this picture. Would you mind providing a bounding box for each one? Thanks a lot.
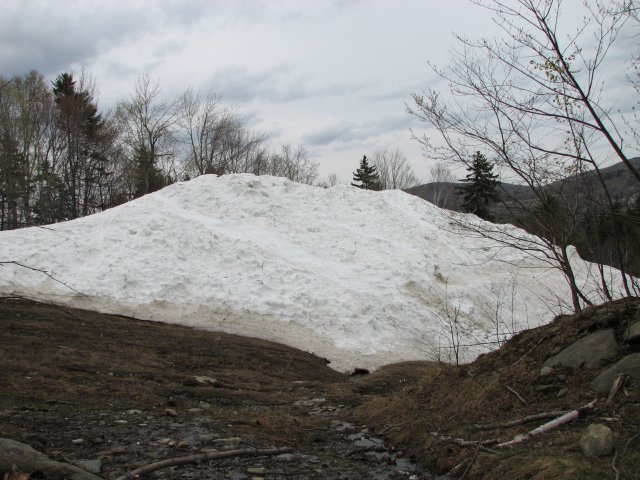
[458,151,499,221]
[351,155,381,190]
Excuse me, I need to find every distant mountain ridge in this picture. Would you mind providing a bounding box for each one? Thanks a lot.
[405,157,640,211]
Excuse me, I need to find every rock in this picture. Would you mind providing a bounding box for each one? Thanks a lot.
[365,451,392,463]
[114,420,128,424]
[539,366,553,376]
[71,438,84,445]
[96,446,127,457]
[590,353,640,393]
[543,329,618,370]
[626,321,640,343]
[126,409,142,415]
[293,397,326,407]
[193,375,218,385]
[187,408,202,414]
[0,438,103,480]
[212,437,243,445]
[198,402,211,409]
[164,408,178,417]
[76,459,101,475]
[276,453,295,461]
[247,467,266,474]
[580,424,613,457]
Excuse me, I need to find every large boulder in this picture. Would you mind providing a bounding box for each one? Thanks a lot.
[579,423,613,457]
[626,320,640,343]
[590,353,640,393]
[0,438,103,480]
[543,329,618,370]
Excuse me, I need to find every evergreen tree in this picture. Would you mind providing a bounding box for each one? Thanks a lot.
[458,151,499,220]
[351,155,381,191]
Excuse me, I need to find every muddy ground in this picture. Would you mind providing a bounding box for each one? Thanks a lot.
[1,297,639,479]
[0,298,432,480]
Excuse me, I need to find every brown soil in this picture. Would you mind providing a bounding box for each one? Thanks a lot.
[2,297,639,479]
[357,298,640,480]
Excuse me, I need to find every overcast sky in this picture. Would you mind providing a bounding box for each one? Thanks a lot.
[1,0,636,183]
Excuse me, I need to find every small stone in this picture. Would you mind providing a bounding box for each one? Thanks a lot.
[127,409,142,415]
[539,366,553,376]
[247,467,266,474]
[198,402,211,409]
[164,408,178,417]
[187,408,202,414]
[556,388,568,397]
[71,438,84,444]
[293,397,326,407]
[177,441,189,449]
[193,375,218,385]
[91,437,103,445]
[97,446,127,457]
[115,420,128,424]
[580,423,613,457]
[212,437,243,445]
[276,453,295,461]
[76,459,102,474]
[157,438,172,445]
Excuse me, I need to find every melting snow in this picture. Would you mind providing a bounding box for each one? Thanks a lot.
[0,175,623,371]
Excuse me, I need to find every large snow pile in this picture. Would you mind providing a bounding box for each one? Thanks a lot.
[0,175,622,371]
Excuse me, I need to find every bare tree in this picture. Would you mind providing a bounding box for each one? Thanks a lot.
[429,162,456,208]
[316,173,339,188]
[407,0,639,311]
[267,142,319,185]
[370,147,419,190]
[116,73,179,198]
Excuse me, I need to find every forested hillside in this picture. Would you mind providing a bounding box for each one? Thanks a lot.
[0,71,319,230]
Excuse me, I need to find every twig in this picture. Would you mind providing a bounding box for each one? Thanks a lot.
[473,411,570,430]
[431,432,498,448]
[606,373,626,406]
[611,448,620,480]
[505,385,528,404]
[113,446,293,480]
[0,261,87,297]
[496,400,596,448]
[459,444,481,480]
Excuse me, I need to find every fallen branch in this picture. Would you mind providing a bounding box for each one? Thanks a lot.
[113,446,293,480]
[432,401,597,452]
[496,400,596,448]
[473,411,570,430]
[430,433,498,448]
[0,261,86,297]
[504,385,527,404]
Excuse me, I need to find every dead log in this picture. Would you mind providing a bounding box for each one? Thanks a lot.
[473,411,570,430]
[113,446,293,480]
[496,400,596,448]
[0,438,102,480]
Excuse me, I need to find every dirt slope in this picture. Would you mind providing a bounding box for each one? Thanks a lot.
[2,297,638,480]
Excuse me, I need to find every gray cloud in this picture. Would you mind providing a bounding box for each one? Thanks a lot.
[206,64,365,105]
[0,0,251,77]
[302,114,415,148]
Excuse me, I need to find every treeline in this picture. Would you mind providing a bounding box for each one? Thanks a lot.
[0,71,319,230]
